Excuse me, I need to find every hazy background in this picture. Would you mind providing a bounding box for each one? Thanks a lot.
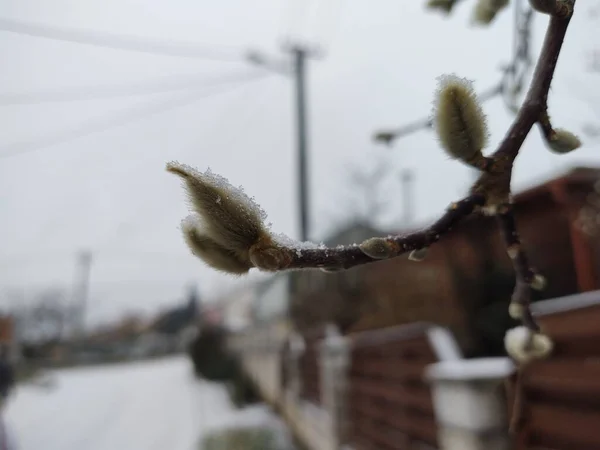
[0,0,598,326]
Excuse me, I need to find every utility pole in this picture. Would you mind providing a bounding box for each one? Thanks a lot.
[73,250,93,338]
[290,45,310,241]
[247,42,320,242]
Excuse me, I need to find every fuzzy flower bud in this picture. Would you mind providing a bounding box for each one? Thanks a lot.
[168,161,327,274]
[181,215,253,274]
[433,74,489,165]
[359,237,394,259]
[546,129,582,154]
[504,326,554,364]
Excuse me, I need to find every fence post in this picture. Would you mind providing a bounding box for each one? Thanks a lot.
[425,357,515,450]
[320,324,350,450]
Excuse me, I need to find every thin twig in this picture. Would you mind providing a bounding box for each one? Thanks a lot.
[497,206,540,332]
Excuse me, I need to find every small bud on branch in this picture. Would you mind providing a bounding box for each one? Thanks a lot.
[538,112,582,154]
[547,129,582,154]
[505,326,553,364]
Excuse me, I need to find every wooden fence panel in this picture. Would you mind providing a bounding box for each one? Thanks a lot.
[346,323,443,450]
[509,292,600,450]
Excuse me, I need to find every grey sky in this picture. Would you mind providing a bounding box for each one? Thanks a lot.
[0,0,598,326]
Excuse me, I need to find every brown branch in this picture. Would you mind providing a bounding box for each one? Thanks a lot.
[278,194,485,271]
[497,206,540,332]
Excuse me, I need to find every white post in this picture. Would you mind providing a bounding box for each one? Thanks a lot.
[425,358,515,450]
[320,324,350,450]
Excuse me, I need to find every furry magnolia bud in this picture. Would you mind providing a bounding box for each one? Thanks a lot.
[433,74,489,165]
[546,128,582,154]
[168,161,277,275]
[359,237,394,259]
[167,162,268,252]
[504,326,554,364]
[181,216,253,274]
[473,0,509,25]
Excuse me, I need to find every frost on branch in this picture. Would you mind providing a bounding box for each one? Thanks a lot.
[433,74,491,170]
[504,326,553,364]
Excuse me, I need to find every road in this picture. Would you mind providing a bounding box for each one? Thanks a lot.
[5,355,283,450]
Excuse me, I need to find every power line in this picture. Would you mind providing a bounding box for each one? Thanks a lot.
[0,73,270,159]
[0,70,268,105]
[0,16,243,62]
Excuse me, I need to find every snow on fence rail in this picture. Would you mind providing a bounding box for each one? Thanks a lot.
[344,323,461,450]
[507,290,600,450]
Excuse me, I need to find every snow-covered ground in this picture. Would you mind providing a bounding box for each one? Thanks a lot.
[4,355,291,450]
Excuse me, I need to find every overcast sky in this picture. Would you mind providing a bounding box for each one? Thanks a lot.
[0,0,598,325]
